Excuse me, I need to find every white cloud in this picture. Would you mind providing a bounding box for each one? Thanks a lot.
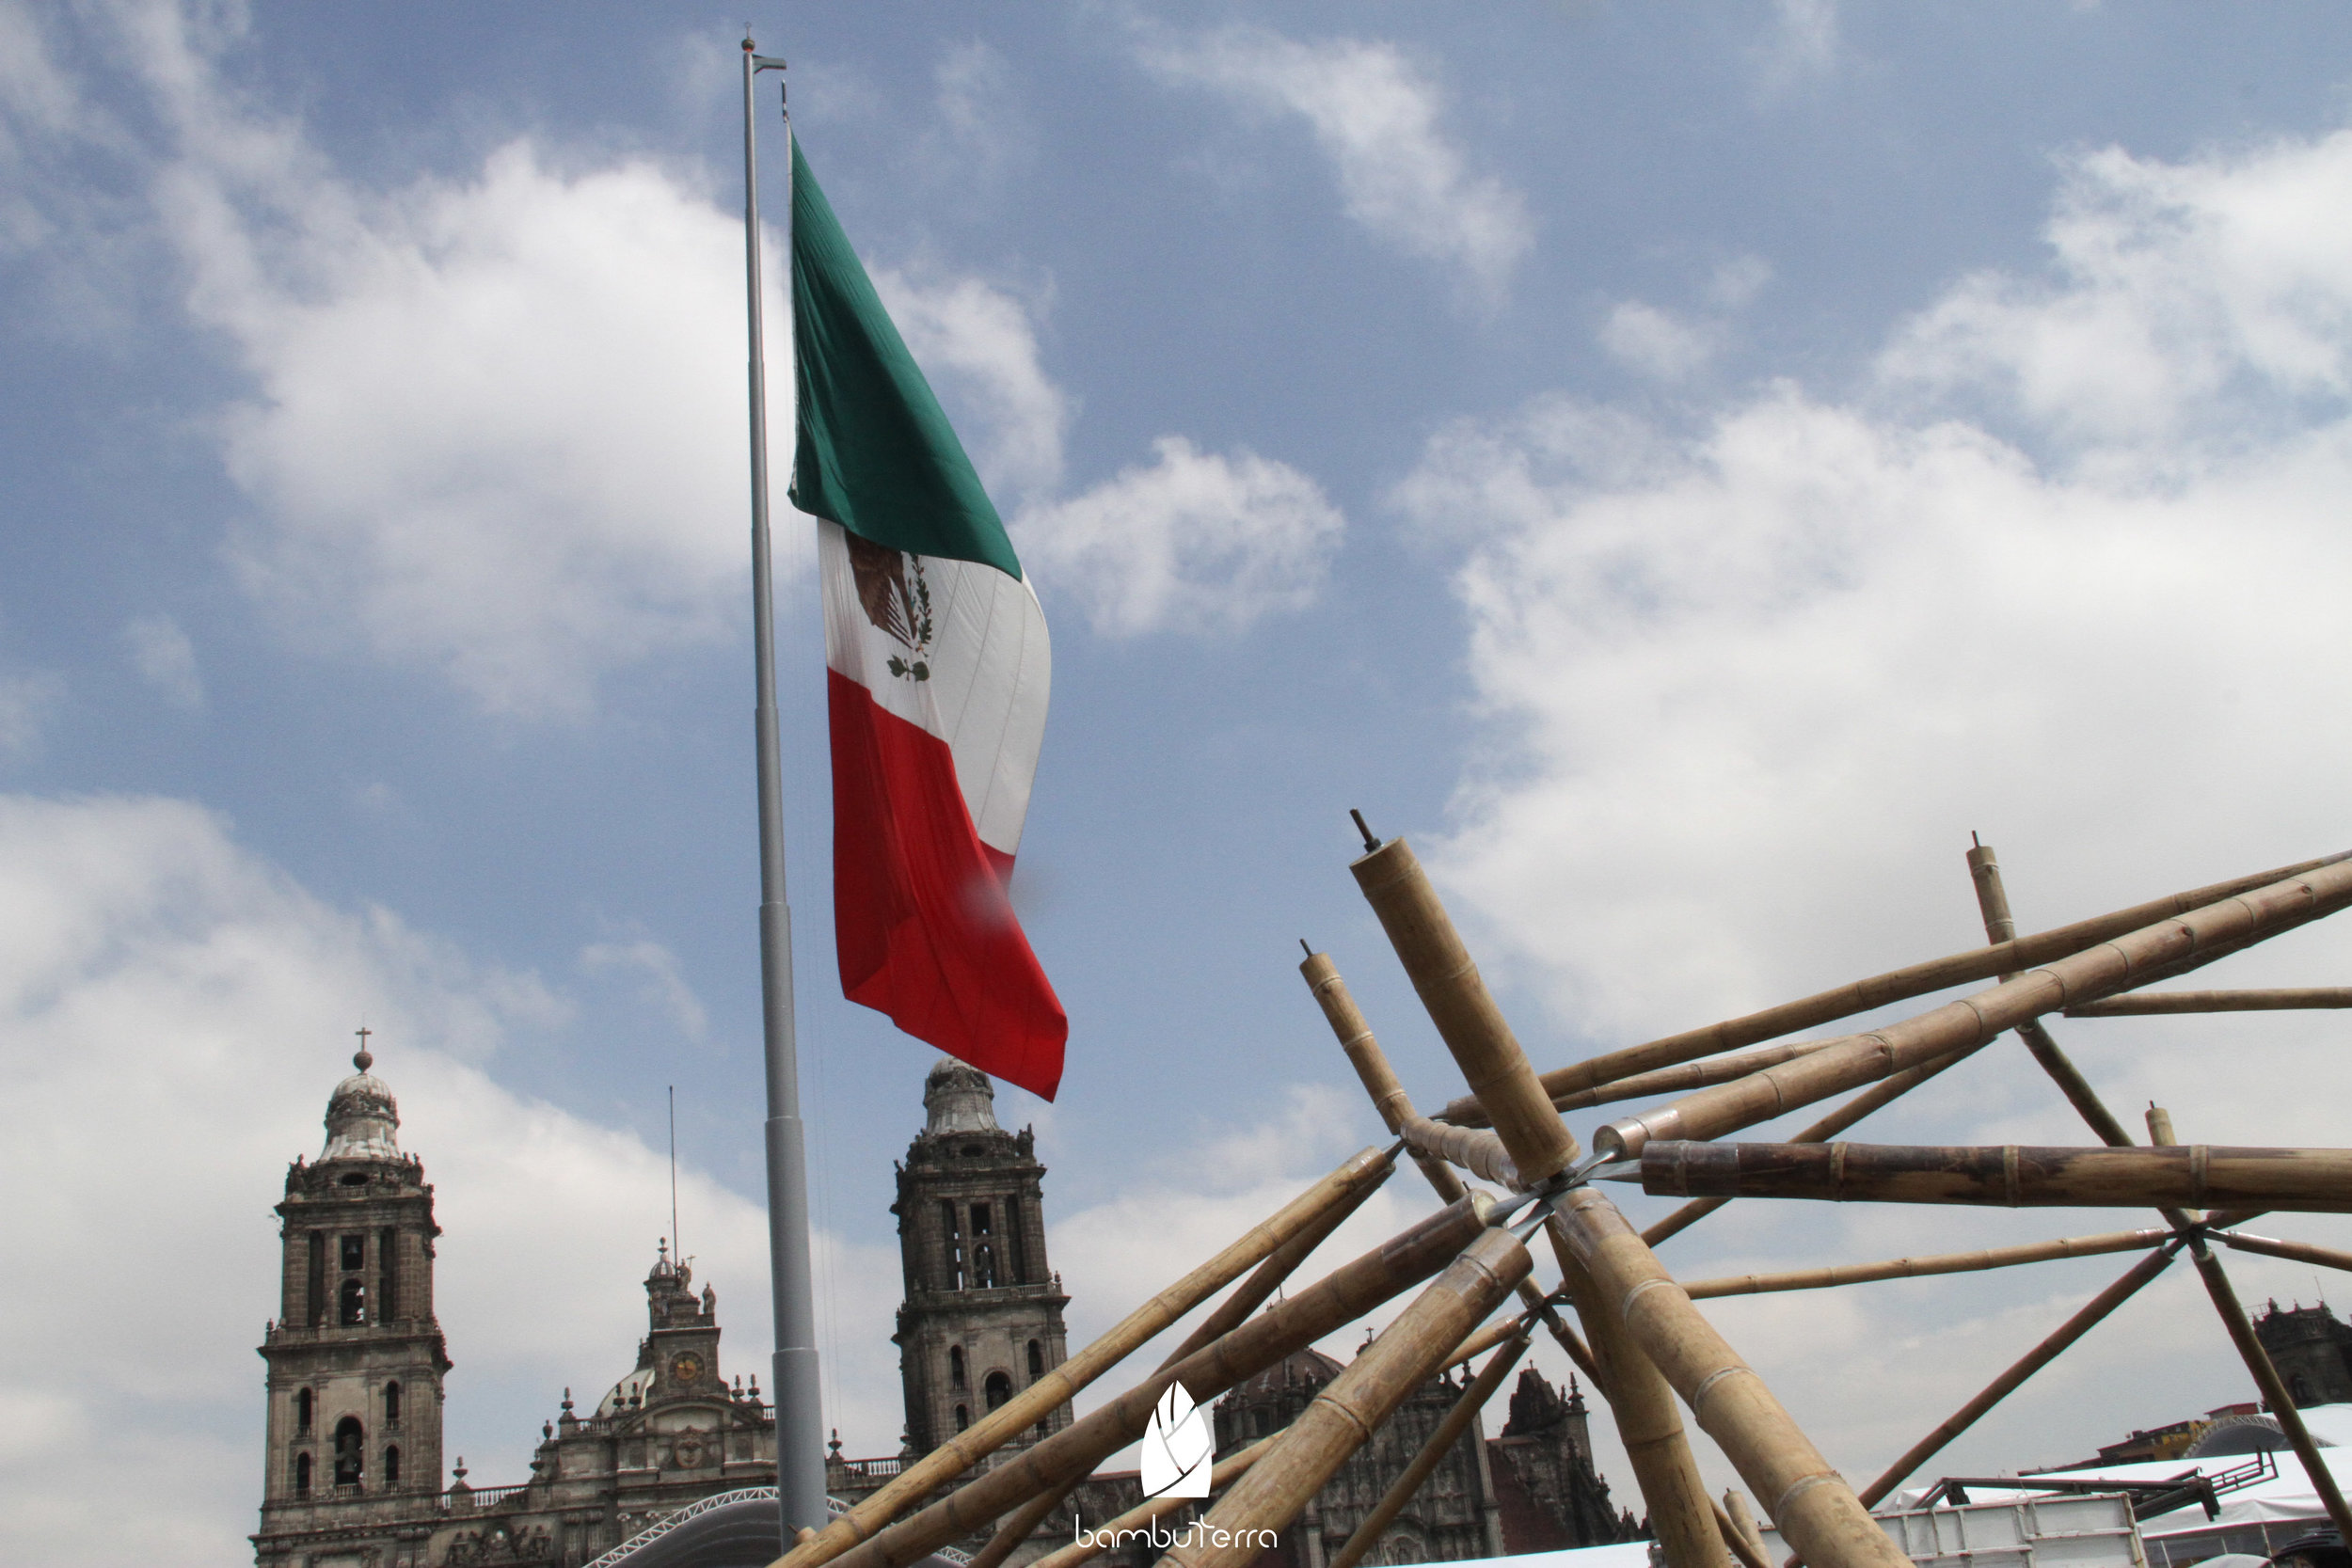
[0,670,61,761]
[580,932,709,1041]
[1390,118,2352,1492]
[1016,436,1343,636]
[873,266,1070,507]
[123,612,202,708]
[1137,24,1532,309]
[0,791,897,1565]
[1599,300,1720,382]
[1755,0,1841,95]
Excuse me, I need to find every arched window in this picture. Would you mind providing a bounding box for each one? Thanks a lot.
[949,1346,966,1388]
[295,1387,313,1431]
[384,1382,402,1423]
[341,1233,366,1271]
[384,1446,401,1486]
[339,1277,367,1326]
[984,1371,1012,1412]
[954,1404,969,1432]
[294,1452,311,1496]
[1027,1340,1043,1378]
[333,1417,364,1488]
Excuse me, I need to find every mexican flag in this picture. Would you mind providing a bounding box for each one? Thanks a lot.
[787,139,1067,1101]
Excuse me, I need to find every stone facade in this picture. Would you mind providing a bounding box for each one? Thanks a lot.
[252,1053,777,1568]
[2255,1300,2352,1407]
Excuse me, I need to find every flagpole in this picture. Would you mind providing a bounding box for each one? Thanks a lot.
[742,32,828,1541]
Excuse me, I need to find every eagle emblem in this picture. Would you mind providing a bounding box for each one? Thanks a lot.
[846,532,933,682]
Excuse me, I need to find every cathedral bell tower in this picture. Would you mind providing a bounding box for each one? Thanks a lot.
[256,1040,451,1546]
[891,1060,1072,1456]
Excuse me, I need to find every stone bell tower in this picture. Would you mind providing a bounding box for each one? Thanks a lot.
[891,1059,1072,1456]
[255,1037,452,1560]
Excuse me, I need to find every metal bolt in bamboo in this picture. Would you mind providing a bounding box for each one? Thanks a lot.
[1679,1227,2169,1299]
[777,1145,1395,1568]
[1632,1140,2352,1212]
[1026,1430,1283,1568]
[1440,849,2352,1123]
[818,1196,1499,1568]
[1593,856,2352,1161]
[1857,1243,2180,1507]
[2068,988,2352,1016]
[2219,1229,2352,1275]
[1344,837,1726,1568]
[2185,1236,2352,1543]
[1549,1185,1910,1568]
[1300,951,1597,1377]
[1159,1227,1534,1568]
[1326,1329,1536,1568]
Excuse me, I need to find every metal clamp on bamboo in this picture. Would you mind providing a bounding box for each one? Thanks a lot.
[821,1195,1498,1568]
[1590,855,2352,1162]
[1475,848,2352,1119]
[1159,1227,1534,1568]
[1628,1140,2352,1212]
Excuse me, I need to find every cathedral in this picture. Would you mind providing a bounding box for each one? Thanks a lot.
[252,1050,1632,1568]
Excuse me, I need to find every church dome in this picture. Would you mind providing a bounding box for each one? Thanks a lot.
[923,1056,999,1137]
[322,1045,402,1162]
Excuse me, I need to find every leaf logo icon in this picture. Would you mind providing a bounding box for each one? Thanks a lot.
[1141,1381,1214,1499]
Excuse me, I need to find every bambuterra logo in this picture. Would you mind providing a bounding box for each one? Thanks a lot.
[1141,1383,1214,1498]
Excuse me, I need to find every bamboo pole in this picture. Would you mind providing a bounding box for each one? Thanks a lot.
[1026,1431,1282,1568]
[1857,1243,2180,1508]
[2185,1236,2352,1543]
[1440,849,2352,1123]
[1545,1217,1728,1568]
[967,1170,1399,1568]
[2069,989,2352,1016]
[813,1196,1498,1568]
[1593,857,2352,1161]
[1301,952,1597,1378]
[1326,1329,1536,1568]
[1680,1227,2169,1299]
[1724,1493,1770,1568]
[1160,1227,1534,1568]
[778,1145,1395,1568]
[1631,1140,2352,1212]
[1345,835,1729,1568]
[1549,1184,1910,1568]
[1641,1045,1979,1248]
[1442,1038,1841,1129]
[2218,1230,2352,1275]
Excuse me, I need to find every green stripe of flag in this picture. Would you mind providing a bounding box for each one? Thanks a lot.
[787,137,1022,579]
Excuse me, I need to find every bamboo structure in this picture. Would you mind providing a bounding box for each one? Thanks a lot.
[827,1196,1497,1568]
[1439,849,2351,1122]
[755,831,2352,1568]
[2068,988,2352,1015]
[1591,858,2352,1161]
[1680,1227,2168,1299]
[781,1147,1392,1568]
[1324,1321,1535,1568]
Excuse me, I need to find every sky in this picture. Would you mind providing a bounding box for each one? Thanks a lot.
[8,1,2352,1562]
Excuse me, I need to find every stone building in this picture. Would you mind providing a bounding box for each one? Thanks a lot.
[252,1050,777,1568]
[254,1049,1632,1568]
[2255,1300,2352,1407]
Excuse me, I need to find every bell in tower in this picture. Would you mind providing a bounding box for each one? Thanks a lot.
[890,1059,1072,1457]
[256,1036,451,1553]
